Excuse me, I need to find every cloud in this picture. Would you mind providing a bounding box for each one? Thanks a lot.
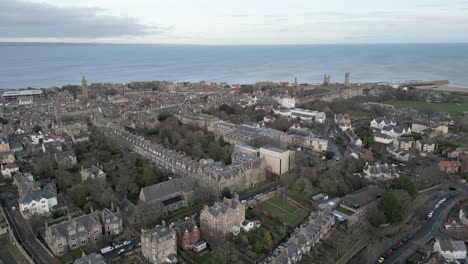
[0,0,161,38]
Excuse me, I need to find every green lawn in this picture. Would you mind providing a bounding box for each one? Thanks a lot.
[386,100,468,115]
[262,198,307,226]
[0,237,30,264]
[336,206,355,216]
[70,172,82,185]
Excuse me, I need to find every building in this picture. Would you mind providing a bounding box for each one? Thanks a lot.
[274,108,326,123]
[334,113,352,131]
[100,206,123,236]
[281,98,296,108]
[175,219,202,250]
[0,136,10,152]
[45,212,103,256]
[2,89,44,101]
[412,121,448,138]
[200,197,245,240]
[141,224,178,264]
[394,137,415,151]
[360,163,399,182]
[73,253,107,264]
[439,160,461,174]
[1,162,19,178]
[433,239,467,262]
[338,185,384,219]
[259,146,295,175]
[380,125,411,138]
[374,133,394,144]
[344,72,350,88]
[370,117,396,130]
[0,151,15,164]
[81,165,106,182]
[18,183,57,218]
[82,75,88,99]
[139,177,194,214]
[415,140,438,153]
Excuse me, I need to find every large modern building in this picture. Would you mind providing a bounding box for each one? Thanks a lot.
[2,90,44,101]
[259,146,295,175]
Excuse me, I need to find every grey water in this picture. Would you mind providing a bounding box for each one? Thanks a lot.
[0,42,467,89]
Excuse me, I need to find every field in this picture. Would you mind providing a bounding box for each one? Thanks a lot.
[261,197,307,226]
[0,236,30,264]
[386,100,468,115]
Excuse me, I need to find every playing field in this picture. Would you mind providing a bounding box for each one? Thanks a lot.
[261,197,307,226]
[387,100,468,115]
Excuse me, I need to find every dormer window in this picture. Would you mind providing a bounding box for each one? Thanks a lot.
[69,230,76,235]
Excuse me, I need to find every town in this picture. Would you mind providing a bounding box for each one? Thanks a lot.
[0,74,467,264]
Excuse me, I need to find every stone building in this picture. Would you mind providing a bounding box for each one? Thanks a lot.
[101,206,123,236]
[139,177,194,214]
[81,165,106,182]
[45,212,103,256]
[200,197,245,240]
[141,224,177,264]
[339,185,384,219]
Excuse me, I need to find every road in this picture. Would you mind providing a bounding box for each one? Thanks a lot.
[102,239,141,260]
[383,192,465,264]
[238,181,282,202]
[322,119,343,161]
[1,192,54,264]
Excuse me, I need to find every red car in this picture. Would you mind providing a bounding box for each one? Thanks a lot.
[397,241,404,247]
[386,249,393,256]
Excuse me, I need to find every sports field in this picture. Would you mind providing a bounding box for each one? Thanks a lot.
[261,197,307,226]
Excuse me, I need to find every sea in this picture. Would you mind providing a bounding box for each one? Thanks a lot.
[1,42,468,89]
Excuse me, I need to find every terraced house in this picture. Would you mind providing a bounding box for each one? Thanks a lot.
[45,212,103,256]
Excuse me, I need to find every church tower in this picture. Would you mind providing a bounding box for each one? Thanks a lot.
[82,75,88,98]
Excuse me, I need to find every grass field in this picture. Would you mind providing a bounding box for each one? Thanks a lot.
[0,236,29,264]
[261,197,307,226]
[386,100,468,115]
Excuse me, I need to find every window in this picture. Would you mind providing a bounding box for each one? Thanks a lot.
[69,230,75,235]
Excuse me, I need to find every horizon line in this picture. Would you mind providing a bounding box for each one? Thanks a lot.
[1,41,468,46]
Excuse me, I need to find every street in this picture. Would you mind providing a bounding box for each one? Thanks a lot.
[322,119,343,161]
[384,192,465,264]
[102,239,141,260]
[1,192,54,264]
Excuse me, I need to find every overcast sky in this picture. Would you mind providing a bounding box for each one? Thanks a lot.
[1,0,468,44]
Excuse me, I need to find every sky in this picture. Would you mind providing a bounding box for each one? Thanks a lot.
[1,0,468,45]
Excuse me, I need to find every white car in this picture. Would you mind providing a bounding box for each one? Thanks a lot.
[123,241,131,246]
[114,244,122,249]
[118,248,125,255]
[428,211,434,218]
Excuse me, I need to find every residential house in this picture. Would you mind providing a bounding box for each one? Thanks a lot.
[18,183,57,218]
[415,140,438,153]
[433,239,467,262]
[0,151,15,163]
[394,137,415,151]
[459,153,468,173]
[439,160,461,174]
[412,121,448,139]
[370,117,396,130]
[73,253,107,264]
[360,163,399,182]
[175,219,202,250]
[380,125,411,138]
[81,165,106,182]
[45,212,103,256]
[139,177,194,214]
[141,224,178,264]
[374,133,393,144]
[200,197,246,240]
[334,113,352,131]
[459,208,468,225]
[0,135,10,152]
[1,162,19,178]
[54,150,77,169]
[100,206,123,236]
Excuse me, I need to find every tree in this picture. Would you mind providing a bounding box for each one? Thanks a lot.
[392,177,417,198]
[221,187,233,199]
[255,241,263,253]
[33,125,42,133]
[135,202,162,229]
[143,166,158,186]
[263,231,273,249]
[35,155,57,179]
[324,151,335,160]
[379,192,402,224]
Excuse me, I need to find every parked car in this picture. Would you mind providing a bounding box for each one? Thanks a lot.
[397,241,404,247]
[123,240,131,246]
[378,257,385,263]
[118,248,125,255]
[386,249,393,257]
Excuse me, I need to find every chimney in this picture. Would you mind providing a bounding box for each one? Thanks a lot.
[90,206,94,213]
[67,213,72,221]
[111,202,114,211]
[161,220,166,227]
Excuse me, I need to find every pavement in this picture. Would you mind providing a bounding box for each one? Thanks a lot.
[1,192,54,264]
[382,192,465,264]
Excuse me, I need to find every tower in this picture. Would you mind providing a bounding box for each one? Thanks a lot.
[82,75,88,98]
[344,72,350,88]
[294,77,298,86]
[323,74,331,87]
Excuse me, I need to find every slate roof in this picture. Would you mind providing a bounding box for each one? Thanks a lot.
[341,185,384,209]
[18,183,57,204]
[47,212,101,243]
[140,176,194,203]
[207,198,241,217]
